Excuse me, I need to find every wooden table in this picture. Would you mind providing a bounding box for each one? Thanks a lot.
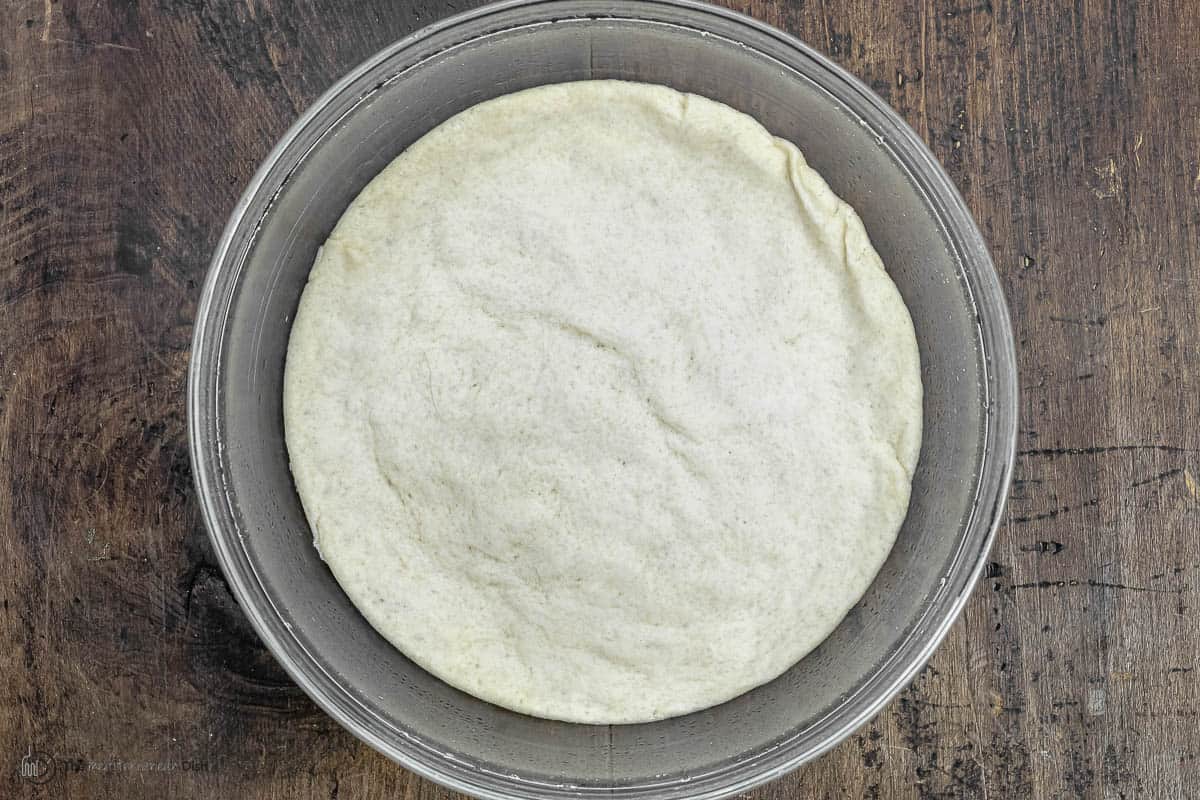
[2,1,1197,797]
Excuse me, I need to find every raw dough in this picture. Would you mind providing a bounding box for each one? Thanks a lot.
[284,80,922,724]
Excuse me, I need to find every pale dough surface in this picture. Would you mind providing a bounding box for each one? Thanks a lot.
[284,80,922,724]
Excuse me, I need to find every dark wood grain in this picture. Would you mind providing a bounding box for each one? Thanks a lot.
[2,1,1197,798]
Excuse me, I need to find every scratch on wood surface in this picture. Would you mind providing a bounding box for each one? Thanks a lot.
[130,327,177,373]
[78,439,110,504]
[1128,468,1183,488]
[50,38,141,53]
[1009,579,1179,593]
[1186,469,1198,500]
[96,41,141,52]
[1092,158,1122,198]
[1133,132,1143,167]
[1019,444,1197,458]
[1009,497,1098,525]
[41,0,51,43]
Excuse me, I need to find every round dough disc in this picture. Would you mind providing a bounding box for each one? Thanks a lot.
[284,80,922,724]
